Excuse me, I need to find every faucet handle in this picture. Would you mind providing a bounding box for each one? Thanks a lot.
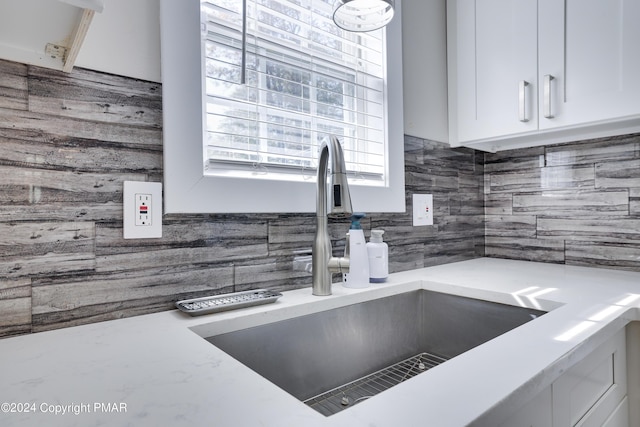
[327,233,350,274]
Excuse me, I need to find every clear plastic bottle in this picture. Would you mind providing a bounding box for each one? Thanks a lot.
[367,229,388,283]
[343,213,370,288]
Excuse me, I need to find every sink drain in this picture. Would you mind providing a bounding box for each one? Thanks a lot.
[303,352,449,417]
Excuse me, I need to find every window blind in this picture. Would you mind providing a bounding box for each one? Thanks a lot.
[201,0,388,182]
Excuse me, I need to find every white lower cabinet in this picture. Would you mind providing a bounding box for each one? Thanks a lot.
[552,328,627,427]
[496,328,628,427]
[602,397,629,427]
[498,385,552,427]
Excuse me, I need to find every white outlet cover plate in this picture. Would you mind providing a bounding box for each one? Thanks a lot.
[412,194,433,226]
[123,181,163,239]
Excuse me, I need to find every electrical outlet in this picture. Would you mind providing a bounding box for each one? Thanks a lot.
[412,194,433,226]
[123,181,162,239]
[135,194,152,226]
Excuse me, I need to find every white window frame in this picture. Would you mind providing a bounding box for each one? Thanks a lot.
[159,0,405,214]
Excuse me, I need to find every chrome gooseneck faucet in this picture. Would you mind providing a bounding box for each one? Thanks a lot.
[312,136,353,296]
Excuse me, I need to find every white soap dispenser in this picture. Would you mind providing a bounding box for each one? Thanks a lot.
[343,213,370,288]
[367,229,388,283]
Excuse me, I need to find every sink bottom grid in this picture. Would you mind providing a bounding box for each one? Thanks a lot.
[303,351,449,416]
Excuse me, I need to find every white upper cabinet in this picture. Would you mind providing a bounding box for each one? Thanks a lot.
[448,0,538,143]
[539,0,640,129]
[448,0,640,152]
[402,0,449,143]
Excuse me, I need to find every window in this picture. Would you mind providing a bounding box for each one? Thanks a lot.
[203,0,386,181]
[160,0,404,214]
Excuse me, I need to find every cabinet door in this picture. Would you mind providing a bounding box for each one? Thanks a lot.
[601,397,629,427]
[448,0,538,143]
[539,0,640,129]
[552,328,627,427]
[497,386,552,427]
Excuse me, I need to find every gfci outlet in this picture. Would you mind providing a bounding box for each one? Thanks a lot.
[123,181,162,239]
[135,194,152,226]
[413,194,433,226]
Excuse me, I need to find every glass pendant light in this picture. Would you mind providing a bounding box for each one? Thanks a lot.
[333,0,395,32]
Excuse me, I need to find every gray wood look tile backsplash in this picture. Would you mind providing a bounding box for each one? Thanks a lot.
[485,133,640,269]
[0,61,484,338]
[2,58,639,339]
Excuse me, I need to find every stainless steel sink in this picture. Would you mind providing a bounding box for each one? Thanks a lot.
[205,289,546,416]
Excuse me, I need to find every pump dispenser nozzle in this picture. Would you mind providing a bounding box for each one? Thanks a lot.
[349,213,365,230]
[370,229,384,242]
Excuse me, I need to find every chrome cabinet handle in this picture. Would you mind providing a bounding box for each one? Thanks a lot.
[544,74,554,118]
[519,80,529,122]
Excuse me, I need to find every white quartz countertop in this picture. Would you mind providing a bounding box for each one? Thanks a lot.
[2,258,640,427]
